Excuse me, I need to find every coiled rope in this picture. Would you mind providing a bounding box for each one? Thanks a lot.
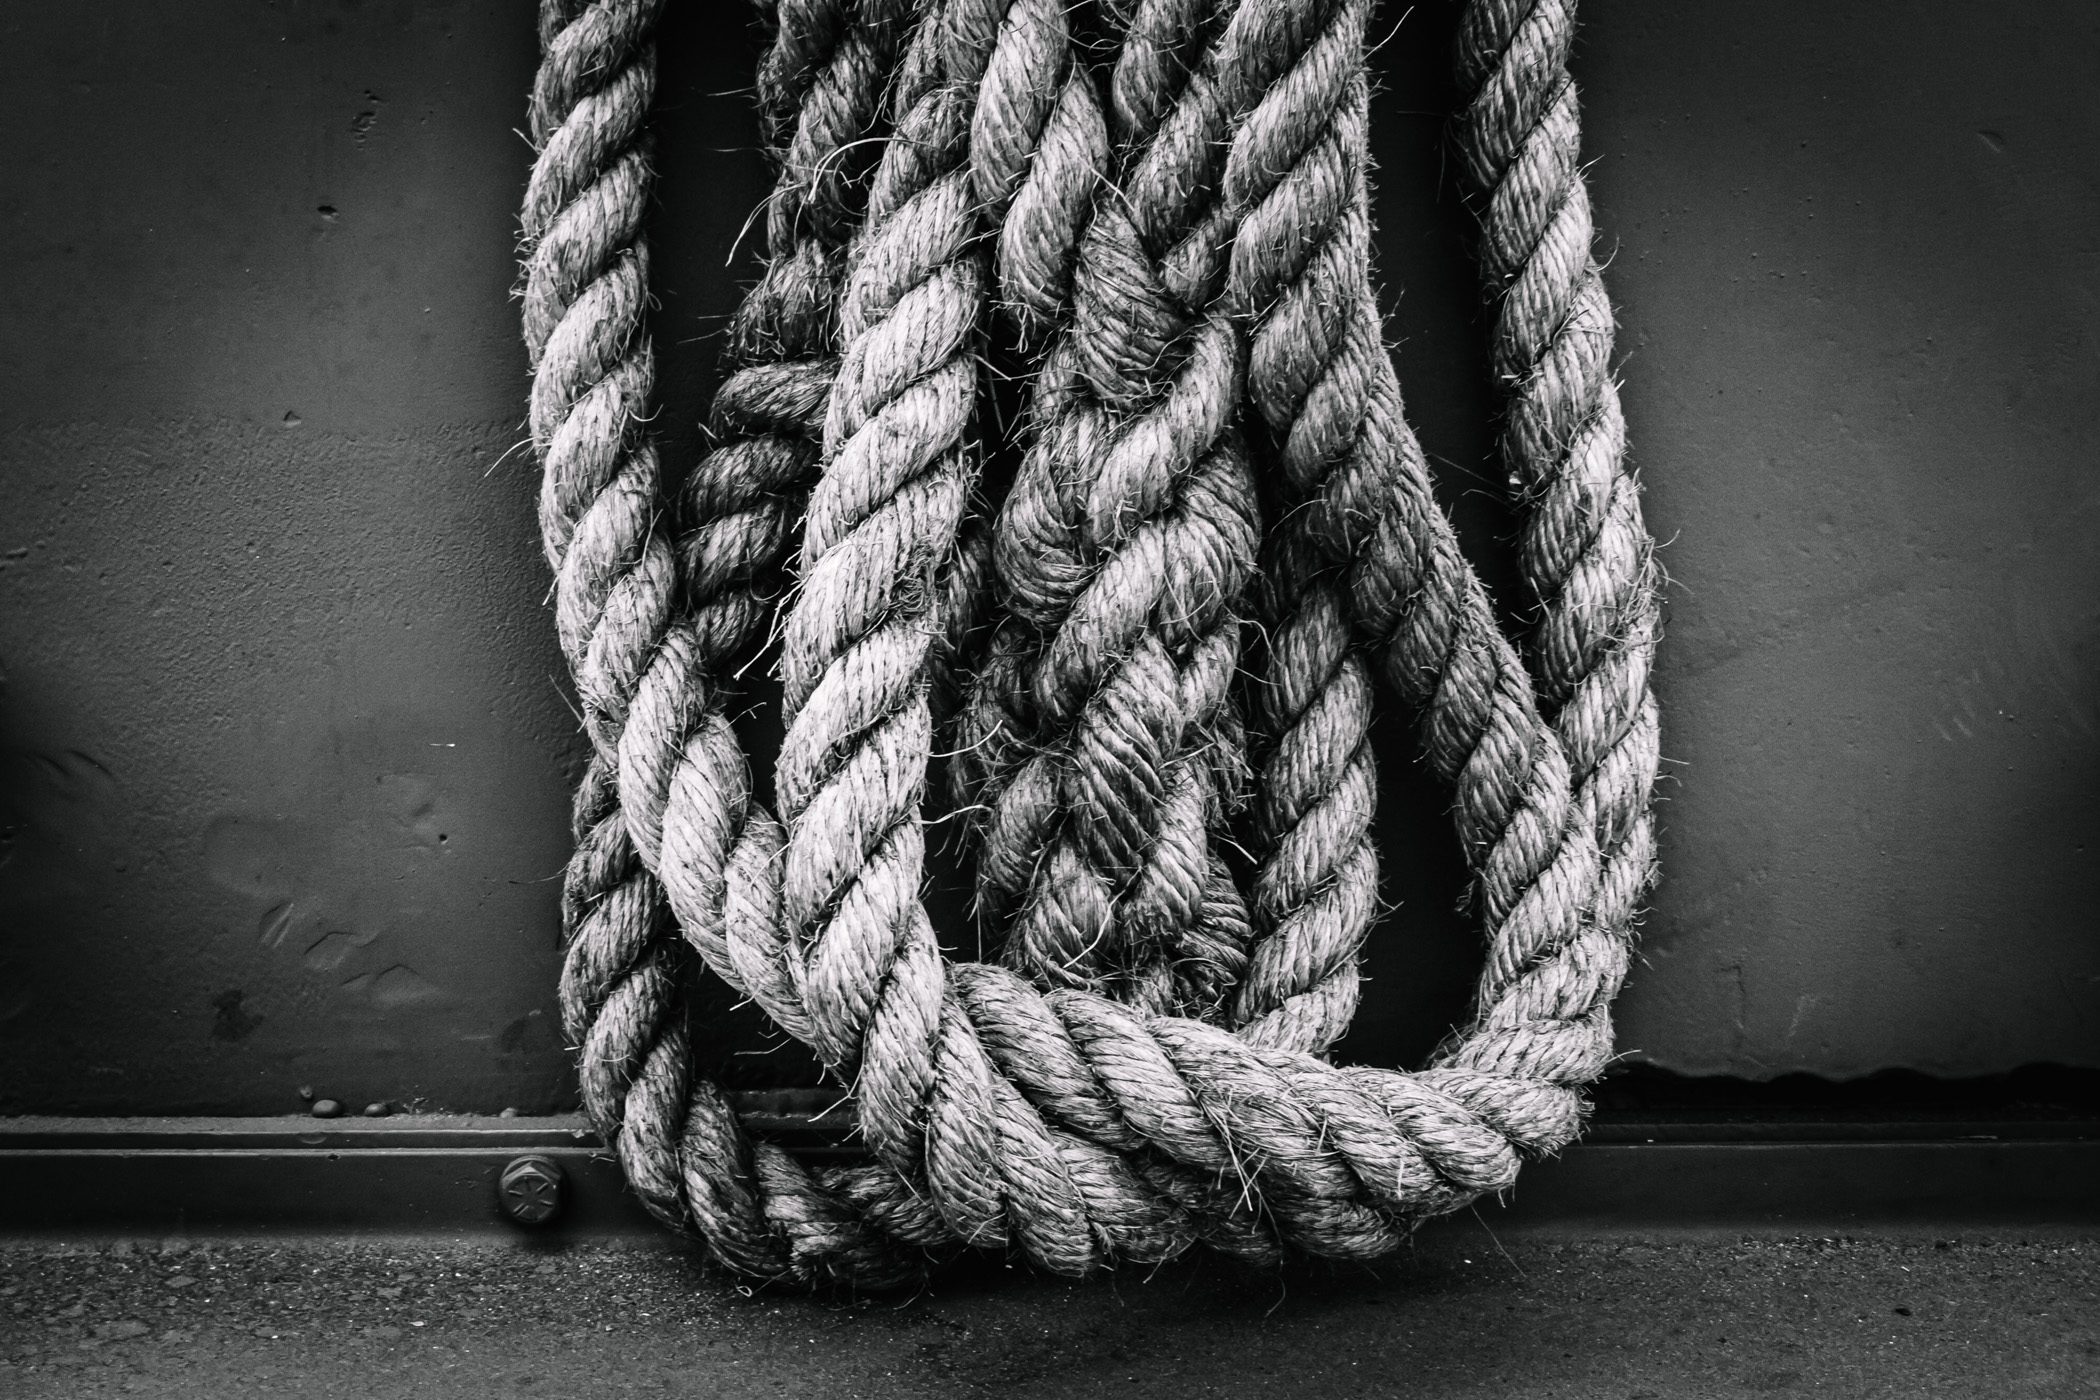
[517,0,1657,1288]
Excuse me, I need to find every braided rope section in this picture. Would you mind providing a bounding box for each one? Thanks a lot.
[514,0,1650,1288]
[1452,0,1661,981]
[952,0,1273,1018]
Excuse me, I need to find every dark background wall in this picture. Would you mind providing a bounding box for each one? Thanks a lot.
[1,1,2094,1115]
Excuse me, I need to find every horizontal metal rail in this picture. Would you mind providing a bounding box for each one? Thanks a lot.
[2,1097,2093,1238]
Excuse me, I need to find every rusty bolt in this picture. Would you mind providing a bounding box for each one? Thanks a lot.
[499,1155,565,1226]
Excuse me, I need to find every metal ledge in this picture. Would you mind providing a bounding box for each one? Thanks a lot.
[2,1098,2094,1239]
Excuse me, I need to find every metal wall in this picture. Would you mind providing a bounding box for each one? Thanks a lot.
[1,0,2094,1114]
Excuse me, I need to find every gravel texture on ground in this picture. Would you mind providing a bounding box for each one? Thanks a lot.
[1,1229,2094,1397]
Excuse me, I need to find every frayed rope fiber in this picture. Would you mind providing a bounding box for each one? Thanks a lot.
[516,0,1660,1288]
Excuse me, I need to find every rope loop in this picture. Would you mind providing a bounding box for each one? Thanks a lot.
[517,0,1659,1287]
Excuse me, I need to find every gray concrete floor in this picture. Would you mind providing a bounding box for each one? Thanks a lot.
[2,1228,2095,1397]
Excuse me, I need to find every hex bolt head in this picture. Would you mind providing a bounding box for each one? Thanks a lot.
[498,1155,565,1226]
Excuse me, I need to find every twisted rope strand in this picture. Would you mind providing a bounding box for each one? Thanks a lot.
[770,6,990,1160]
[1214,0,1617,1077]
[520,0,689,1229]
[1214,0,1389,1055]
[964,0,1268,1012]
[594,0,1219,1287]
[636,0,939,1282]
[970,0,1113,348]
[1452,0,1660,1007]
[530,0,934,1276]
[636,1,1144,1282]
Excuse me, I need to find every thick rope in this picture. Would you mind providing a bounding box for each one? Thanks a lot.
[518,0,1647,1288]
[647,0,981,1286]
[1451,0,1662,968]
[647,0,923,1260]
[970,0,1111,348]
[527,0,934,1276]
[770,0,994,1159]
[1214,0,1391,1055]
[955,0,1249,1020]
[613,0,1119,1284]
[663,0,917,1019]
[519,0,687,1223]
[955,0,1271,1016]
[1209,0,1624,1072]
